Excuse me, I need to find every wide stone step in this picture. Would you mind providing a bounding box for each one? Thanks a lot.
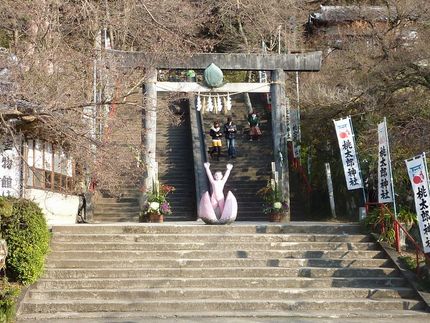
[93,205,140,210]
[100,193,140,198]
[47,249,386,260]
[104,190,139,195]
[158,167,268,174]
[157,139,186,143]
[93,209,140,215]
[94,198,139,204]
[154,181,194,187]
[92,214,139,220]
[20,218,427,320]
[92,211,141,217]
[50,241,380,251]
[19,298,424,314]
[27,287,416,301]
[51,233,372,243]
[157,172,196,178]
[16,309,430,322]
[41,267,399,279]
[51,224,363,235]
[93,202,140,208]
[34,276,410,290]
[45,257,393,269]
[96,195,140,201]
[163,215,196,222]
[92,218,139,223]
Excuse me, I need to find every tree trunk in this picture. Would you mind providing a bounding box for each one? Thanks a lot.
[236,1,253,113]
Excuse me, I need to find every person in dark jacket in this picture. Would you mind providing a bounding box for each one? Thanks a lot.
[209,121,223,160]
[224,117,237,159]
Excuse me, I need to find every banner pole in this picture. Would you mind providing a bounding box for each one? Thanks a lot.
[384,117,397,219]
[349,116,367,204]
[384,118,399,251]
[424,152,430,192]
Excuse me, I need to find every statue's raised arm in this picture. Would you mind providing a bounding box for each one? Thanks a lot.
[204,162,215,184]
[222,164,233,185]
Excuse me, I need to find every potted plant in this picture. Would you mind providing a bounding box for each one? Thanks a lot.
[257,179,288,222]
[397,208,417,230]
[140,182,175,223]
[397,208,417,248]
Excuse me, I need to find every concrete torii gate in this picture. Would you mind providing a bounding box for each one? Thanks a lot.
[108,50,322,221]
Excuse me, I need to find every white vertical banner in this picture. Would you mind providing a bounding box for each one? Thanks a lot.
[286,105,292,141]
[377,120,394,203]
[325,162,336,218]
[292,109,301,159]
[34,139,43,169]
[405,154,430,253]
[0,137,22,197]
[44,142,53,171]
[333,117,363,190]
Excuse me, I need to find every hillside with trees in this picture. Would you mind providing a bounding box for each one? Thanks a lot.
[0,0,429,217]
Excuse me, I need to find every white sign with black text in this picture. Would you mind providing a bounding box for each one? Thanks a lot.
[0,138,22,198]
[378,120,394,203]
[333,117,363,190]
[405,154,430,253]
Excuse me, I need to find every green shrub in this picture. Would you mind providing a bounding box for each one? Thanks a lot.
[399,255,417,271]
[0,197,13,219]
[1,198,50,285]
[397,208,417,228]
[362,207,395,243]
[0,279,20,323]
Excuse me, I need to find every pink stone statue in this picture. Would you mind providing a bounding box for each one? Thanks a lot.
[198,162,238,224]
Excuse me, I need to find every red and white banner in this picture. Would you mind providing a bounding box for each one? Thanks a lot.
[378,120,394,203]
[405,154,430,253]
[333,117,363,190]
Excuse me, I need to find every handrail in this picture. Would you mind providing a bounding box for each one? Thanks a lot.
[365,202,430,275]
[291,157,312,193]
[286,142,312,193]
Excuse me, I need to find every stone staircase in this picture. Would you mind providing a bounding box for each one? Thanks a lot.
[92,92,142,223]
[156,98,196,221]
[202,95,272,221]
[17,223,430,321]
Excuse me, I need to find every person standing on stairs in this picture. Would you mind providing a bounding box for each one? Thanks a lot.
[247,110,262,141]
[224,117,237,159]
[209,121,223,160]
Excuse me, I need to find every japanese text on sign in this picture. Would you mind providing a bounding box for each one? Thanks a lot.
[378,121,393,203]
[0,138,22,198]
[405,154,430,253]
[333,117,363,190]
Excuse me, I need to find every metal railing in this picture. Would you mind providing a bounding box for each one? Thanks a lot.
[365,202,430,275]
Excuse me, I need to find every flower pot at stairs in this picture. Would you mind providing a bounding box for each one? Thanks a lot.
[269,212,282,222]
[149,212,163,223]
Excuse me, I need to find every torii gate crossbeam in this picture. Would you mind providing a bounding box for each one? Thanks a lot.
[107,50,322,71]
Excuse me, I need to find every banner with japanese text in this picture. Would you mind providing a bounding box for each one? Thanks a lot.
[286,105,292,141]
[333,117,363,190]
[0,137,22,197]
[378,120,394,203]
[291,109,301,158]
[405,154,430,253]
